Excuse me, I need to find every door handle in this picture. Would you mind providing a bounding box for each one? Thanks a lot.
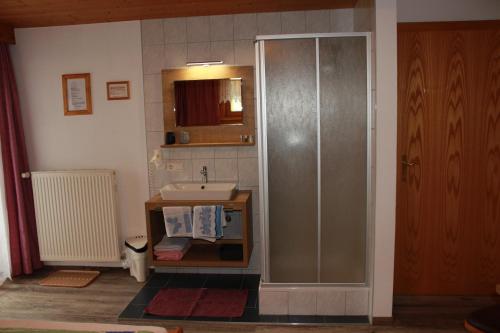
[401,155,417,181]
[402,160,416,167]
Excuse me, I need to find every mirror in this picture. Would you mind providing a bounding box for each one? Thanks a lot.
[162,66,255,146]
[174,78,243,126]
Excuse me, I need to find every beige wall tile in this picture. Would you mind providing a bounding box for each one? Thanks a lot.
[345,289,369,315]
[306,10,331,32]
[187,16,210,42]
[210,15,234,41]
[331,8,354,32]
[210,40,235,65]
[259,290,288,315]
[234,39,255,66]
[281,11,306,33]
[234,13,257,39]
[164,43,187,68]
[214,158,238,181]
[141,19,164,46]
[289,290,317,315]
[316,290,346,315]
[257,12,281,35]
[143,45,164,74]
[164,17,187,43]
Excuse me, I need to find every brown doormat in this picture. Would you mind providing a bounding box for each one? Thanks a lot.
[39,270,100,288]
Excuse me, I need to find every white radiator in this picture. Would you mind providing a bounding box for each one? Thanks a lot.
[31,170,120,262]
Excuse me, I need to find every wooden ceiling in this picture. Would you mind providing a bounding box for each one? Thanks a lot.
[0,0,357,43]
[1,0,356,28]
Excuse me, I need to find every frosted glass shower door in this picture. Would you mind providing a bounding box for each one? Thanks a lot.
[319,37,368,283]
[264,39,318,283]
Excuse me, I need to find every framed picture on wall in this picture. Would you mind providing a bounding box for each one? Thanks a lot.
[106,81,130,100]
[62,73,92,116]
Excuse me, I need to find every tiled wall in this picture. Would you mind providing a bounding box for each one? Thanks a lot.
[141,9,354,274]
[259,286,369,315]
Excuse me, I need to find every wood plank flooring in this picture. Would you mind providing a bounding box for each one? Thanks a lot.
[0,268,497,333]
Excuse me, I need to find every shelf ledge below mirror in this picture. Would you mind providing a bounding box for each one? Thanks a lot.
[161,142,255,148]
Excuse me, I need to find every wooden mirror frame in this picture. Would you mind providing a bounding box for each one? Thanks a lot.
[162,66,255,147]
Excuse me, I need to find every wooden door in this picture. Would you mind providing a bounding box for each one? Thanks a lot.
[395,21,500,295]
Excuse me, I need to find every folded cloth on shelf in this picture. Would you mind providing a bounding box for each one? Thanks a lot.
[192,205,225,242]
[154,235,191,261]
[154,248,189,261]
[163,206,192,237]
[154,235,191,251]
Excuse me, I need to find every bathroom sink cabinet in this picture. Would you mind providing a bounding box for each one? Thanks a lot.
[145,190,252,267]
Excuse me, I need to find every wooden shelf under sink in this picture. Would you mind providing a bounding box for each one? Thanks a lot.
[153,244,248,267]
[145,190,253,268]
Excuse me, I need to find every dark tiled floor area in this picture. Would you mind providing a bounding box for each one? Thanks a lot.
[119,273,369,324]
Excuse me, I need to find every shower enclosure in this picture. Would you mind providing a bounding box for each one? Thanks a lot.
[256,33,372,286]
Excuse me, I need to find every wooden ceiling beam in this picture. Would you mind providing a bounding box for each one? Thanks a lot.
[0,24,15,44]
[0,0,356,28]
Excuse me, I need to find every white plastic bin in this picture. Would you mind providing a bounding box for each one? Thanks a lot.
[125,236,148,283]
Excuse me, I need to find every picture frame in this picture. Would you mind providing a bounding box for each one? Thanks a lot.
[106,81,130,100]
[62,73,92,116]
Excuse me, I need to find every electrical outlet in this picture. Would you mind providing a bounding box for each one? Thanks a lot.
[166,161,183,171]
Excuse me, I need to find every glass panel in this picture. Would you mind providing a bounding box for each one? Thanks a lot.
[319,37,367,283]
[265,39,318,283]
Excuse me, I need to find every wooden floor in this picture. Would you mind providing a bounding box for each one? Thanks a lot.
[0,268,498,333]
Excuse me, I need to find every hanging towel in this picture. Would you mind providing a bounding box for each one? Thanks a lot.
[215,205,226,238]
[193,205,226,242]
[192,206,215,242]
[163,206,193,237]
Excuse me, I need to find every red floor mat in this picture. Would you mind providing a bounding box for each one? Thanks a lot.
[144,288,248,318]
[192,289,248,317]
[144,288,203,317]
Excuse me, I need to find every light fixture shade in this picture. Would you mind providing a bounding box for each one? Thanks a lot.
[186,60,224,66]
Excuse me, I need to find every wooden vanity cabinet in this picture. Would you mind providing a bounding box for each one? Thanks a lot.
[145,191,252,267]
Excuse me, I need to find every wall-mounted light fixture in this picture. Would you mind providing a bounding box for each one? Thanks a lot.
[186,60,224,67]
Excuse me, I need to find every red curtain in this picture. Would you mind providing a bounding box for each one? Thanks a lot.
[175,80,221,126]
[0,44,42,276]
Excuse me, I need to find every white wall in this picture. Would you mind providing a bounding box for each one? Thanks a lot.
[10,21,149,254]
[373,0,397,318]
[398,0,500,22]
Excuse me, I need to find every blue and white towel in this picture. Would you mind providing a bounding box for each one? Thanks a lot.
[215,205,226,238]
[162,206,193,237]
[193,205,225,242]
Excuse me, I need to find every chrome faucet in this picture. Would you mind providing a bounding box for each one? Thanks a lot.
[200,166,208,184]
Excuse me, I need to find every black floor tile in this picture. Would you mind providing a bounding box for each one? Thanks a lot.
[258,315,282,322]
[245,289,258,308]
[145,273,172,288]
[232,308,260,322]
[142,312,187,321]
[323,315,370,324]
[119,304,145,319]
[130,287,160,305]
[287,315,324,324]
[241,275,260,290]
[166,275,207,288]
[204,274,243,289]
[188,316,233,322]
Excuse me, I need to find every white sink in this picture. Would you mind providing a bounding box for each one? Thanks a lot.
[160,183,237,201]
